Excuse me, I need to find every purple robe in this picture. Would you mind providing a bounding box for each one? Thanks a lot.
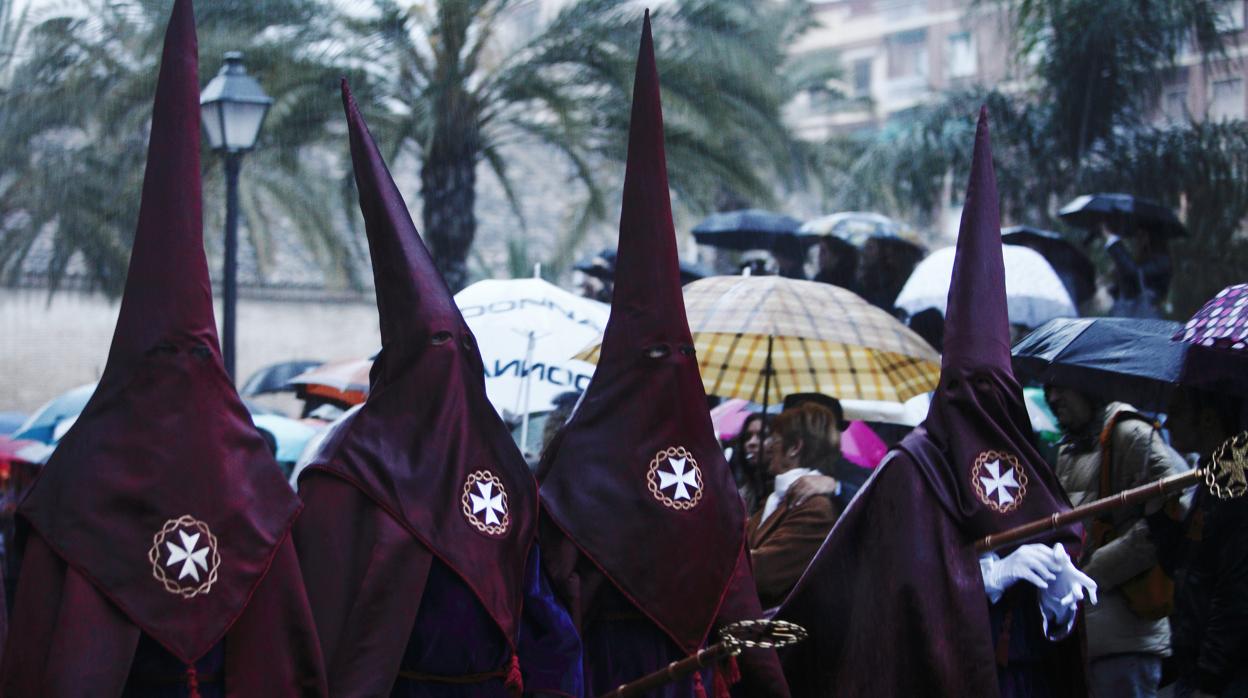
[776,107,1087,697]
[1,3,327,693]
[296,475,581,697]
[294,81,577,696]
[537,14,788,696]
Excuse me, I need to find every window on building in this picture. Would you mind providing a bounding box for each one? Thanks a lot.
[947,32,976,78]
[879,0,928,21]
[1211,77,1245,119]
[852,58,872,96]
[1162,88,1189,124]
[887,30,928,79]
[1219,0,1246,32]
[807,86,836,112]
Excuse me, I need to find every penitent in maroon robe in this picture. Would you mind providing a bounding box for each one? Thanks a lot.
[537,13,789,698]
[0,2,327,696]
[291,82,581,698]
[775,108,1087,698]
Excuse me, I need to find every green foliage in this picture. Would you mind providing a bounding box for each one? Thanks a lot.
[347,0,815,288]
[821,0,1248,317]
[1007,0,1224,160]
[1079,121,1248,317]
[0,0,364,295]
[3,0,816,294]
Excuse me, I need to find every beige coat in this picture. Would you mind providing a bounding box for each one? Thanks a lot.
[1055,402,1187,659]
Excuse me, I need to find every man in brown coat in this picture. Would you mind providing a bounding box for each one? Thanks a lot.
[748,404,843,608]
[1045,385,1187,697]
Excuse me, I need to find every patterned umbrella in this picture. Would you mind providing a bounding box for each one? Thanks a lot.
[1174,284,1248,394]
[1176,284,1248,351]
[577,275,940,405]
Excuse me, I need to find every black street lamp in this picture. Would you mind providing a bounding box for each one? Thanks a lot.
[199,52,272,380]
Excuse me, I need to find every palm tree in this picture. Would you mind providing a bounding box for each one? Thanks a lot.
[0,0,25,87]
[347,0,813,290]
[816,0,1245,317]
[1007,0,1224,163]
[0,0,364,295]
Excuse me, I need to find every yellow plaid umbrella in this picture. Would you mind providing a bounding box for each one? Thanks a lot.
[576,275,941,405]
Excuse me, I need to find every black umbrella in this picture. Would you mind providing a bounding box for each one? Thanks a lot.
[1001,226,1096,305]
[1012,317,1185,408]
[798,212,921,248]
[1058,193,1187,238]
[691,209,805,251]
[240,359,324,397]
[573,249,615,281]
[573,248,710,285]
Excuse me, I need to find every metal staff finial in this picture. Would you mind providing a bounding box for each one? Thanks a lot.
[1207,431,1248,500]
[597,619,807,698]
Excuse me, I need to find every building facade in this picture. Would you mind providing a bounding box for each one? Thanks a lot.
[787,0,1248,140]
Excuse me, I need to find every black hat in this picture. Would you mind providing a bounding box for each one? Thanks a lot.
[782,392,847,429]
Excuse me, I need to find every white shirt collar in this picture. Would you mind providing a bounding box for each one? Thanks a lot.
[760,467,818,525]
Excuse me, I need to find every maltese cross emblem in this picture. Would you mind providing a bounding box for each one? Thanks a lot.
[971,450,1029,514]
[647,446,703,510]
[462,471,510,536]
[149,515,220,598]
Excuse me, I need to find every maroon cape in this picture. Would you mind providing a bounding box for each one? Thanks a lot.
[538,13,787,697]
[776,109,1086,697]
[0,1,325,695]
[293,83,573,696]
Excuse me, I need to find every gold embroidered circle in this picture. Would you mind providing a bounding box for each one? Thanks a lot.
[970,450,1029,514]
[647,446,703,510]
[462,470,510,536]
[148,515,220,599]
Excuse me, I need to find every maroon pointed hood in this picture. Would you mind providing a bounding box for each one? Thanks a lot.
[295,82,537,647]
[537,12,745,654]
[343,81,462,379]
[942,107,1012,375]
[18,0,301,664]
[902,108,1078,544]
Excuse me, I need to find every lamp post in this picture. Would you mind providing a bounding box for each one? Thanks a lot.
[199,52,272,380]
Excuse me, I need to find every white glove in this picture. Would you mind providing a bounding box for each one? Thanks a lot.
[1038,543,1098,615]
[979,544,1060,604]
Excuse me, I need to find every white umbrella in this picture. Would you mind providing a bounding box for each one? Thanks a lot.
[895,244,1077,328]
[454,278,609,444]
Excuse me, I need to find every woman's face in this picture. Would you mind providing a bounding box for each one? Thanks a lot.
[743,419,764,464]
[764,431,795,476]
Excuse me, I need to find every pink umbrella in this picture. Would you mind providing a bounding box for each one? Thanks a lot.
[713,397,889,470]
[710,398,754,442]
[841,421,888,469]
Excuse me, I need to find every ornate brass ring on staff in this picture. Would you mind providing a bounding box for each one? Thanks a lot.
[717,618,807,651]
[1207,431,1248,500]
[597,619,808,698]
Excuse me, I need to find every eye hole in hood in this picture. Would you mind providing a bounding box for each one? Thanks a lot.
[645,344,670,360]
[430,331,453,346]
[146,341,178,358]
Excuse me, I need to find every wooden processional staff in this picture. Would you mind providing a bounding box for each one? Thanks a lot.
[977,431,1248,553]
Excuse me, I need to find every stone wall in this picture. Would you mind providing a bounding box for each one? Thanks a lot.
[0,288,381,413]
